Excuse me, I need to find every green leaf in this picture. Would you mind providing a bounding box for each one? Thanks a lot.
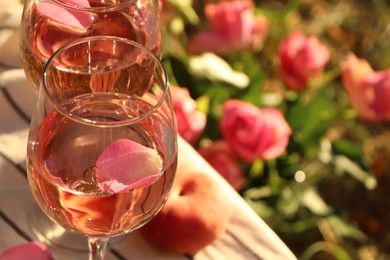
[333,155,377,190]
[240,71,267,107]
[286,87,337,157]
[166,57,194,89]
[277,186,300,217]
[245,199,275,220]
[243,186,272,200]
[300,241,353,260]
[325,216,366,241]
[168,0,199,25]
[332,139,362,163]
[249,159,264,178]
[196,95,210,115]
[301,187,331,215]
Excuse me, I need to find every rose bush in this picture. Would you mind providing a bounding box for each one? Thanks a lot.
[159,0,390,258]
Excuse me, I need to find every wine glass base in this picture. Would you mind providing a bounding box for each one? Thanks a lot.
[28,204,89,253]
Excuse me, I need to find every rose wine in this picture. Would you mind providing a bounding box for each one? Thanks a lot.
[20,1,161,91]
[27,93,176,236]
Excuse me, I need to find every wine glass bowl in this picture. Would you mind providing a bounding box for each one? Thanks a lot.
[26,36,176,258]
[20,0,161,92]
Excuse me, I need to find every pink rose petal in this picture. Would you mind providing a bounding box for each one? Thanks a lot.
[96,139,163,193]
[37,0,92,29]
[66,0,91,6]
[0,242,53,260]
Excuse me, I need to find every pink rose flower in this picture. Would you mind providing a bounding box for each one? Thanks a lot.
[187,0,268,54]
[0,242,53,260]
[171,86,206,144]
[278,32,329,91]
[220,100,292,162]
[341,53,390,122]
[198,139,245,191]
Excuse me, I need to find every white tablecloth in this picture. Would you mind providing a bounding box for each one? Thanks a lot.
[0,1,297,259]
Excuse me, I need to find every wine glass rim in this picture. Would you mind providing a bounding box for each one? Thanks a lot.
[42,35,170,127]
[52,0,138,12]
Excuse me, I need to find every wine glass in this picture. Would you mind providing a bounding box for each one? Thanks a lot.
[20,0,161,92]
[20,0,162,250]
[26,36,177,259]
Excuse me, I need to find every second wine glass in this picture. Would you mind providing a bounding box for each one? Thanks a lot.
[26,36,177,259]
[20,0,161,92]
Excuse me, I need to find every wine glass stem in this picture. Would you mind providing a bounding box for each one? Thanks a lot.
[88,237,109,260]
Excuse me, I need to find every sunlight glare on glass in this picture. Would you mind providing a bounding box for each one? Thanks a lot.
[88,40,91,74]
[46,225,67,240]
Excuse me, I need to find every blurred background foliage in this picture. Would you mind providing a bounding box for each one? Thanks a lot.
[161,0,390,259]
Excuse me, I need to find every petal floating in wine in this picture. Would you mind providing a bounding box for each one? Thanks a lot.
[66,0,91,7]
[0,242,53,260]
[37,0,93,29]
[96,139,163,193]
